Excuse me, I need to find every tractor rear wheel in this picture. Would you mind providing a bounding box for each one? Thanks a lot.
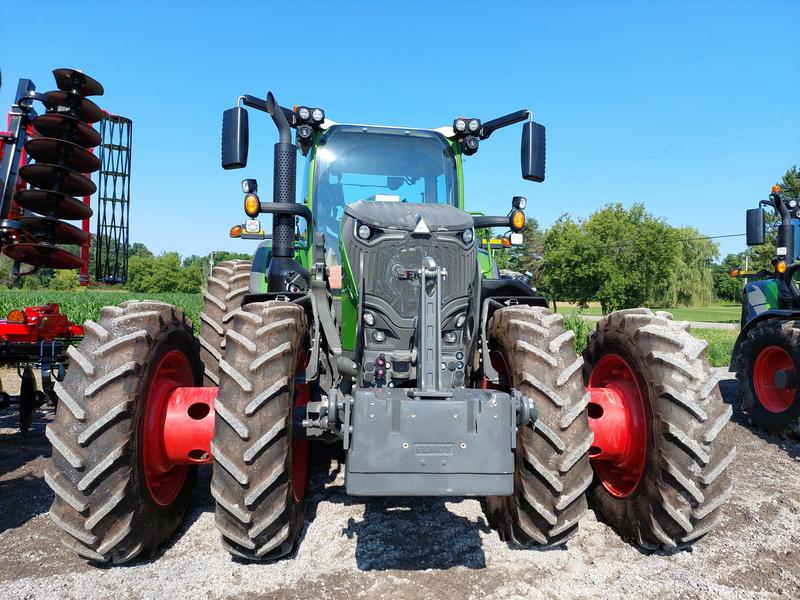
[584,308,734,549]
[482,305,594,547]
[737,318,800,436]
[199,260,252,386]
[46,301,202,563]
[210,301,309,560]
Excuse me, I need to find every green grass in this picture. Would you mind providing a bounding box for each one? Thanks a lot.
[691,328,736,368]
[3,290,736,367]
[562,317,735,368]
[0,290,203,332]
[556,302,740,323]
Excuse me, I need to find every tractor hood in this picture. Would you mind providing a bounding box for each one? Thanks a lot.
[344,201,474,233]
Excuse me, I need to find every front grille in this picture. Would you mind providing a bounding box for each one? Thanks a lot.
[349,231,476,318]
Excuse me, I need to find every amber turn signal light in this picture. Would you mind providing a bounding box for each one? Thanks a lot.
[510,210,525,232]
[6,309,26,324]
[776,261,787,274]
[229,225,242,238]
[244,193,260,218]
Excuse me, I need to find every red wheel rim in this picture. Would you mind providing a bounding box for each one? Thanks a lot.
[753,346,796,413]
[587,353,648,498]
[142,350,194,506]
[292,352,310,502]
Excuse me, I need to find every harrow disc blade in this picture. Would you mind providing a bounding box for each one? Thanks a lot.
[43,90,104,124]
[3,243,83,269]
[13,189,93,220]
[18,216,89,245]
[53,68,104,97]
[19,163,97,196]
[32,113,101,148]
[25,137,100,173]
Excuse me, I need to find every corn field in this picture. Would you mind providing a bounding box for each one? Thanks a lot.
[0,291,203,332]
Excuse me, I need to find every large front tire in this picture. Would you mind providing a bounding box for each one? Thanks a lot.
[46,301,202,563]
[736,318,800,437]
[584,308,735,549]
[199,260,252,386]
[482,306,594,547]
[210,301,309,560]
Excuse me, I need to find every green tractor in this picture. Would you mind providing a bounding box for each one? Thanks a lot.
[731,185,800,436]
[44,91,734,563]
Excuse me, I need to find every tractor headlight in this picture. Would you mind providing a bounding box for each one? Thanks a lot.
[357,224,372,240]
[790,199,798,209]
[363,312,375,326]
[297,106,311,121]
[461,228,474,244]
[455,313,467,328]
[443,331,458,344]
[467,118,481,133]
[512,196,527,210]
[463,135,479,155]
[371,330,386,343]
[241,179,257,194]
[297,124,314,141]
[454,118,467,133]
[311,108,325,123]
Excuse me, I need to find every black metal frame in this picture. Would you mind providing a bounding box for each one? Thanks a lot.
[94,114,132,284]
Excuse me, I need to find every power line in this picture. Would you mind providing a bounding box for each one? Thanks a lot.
[529,167,778,216]
[469,114,800,198]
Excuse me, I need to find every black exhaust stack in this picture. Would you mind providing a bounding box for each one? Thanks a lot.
[266,92,296,260]
[264,92,308,294]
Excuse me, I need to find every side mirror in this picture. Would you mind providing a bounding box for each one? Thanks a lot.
[521,121,546,182]
[222,107,249,169]
[746,208,766,246]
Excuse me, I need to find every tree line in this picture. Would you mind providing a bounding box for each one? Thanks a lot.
[2,166,795,305]
[499,165,798,313]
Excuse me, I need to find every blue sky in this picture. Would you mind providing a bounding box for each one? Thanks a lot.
[2,0,798,259]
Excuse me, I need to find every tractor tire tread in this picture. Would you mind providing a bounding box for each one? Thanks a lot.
[482,305,593,547]
[46,301,199,563]
[210,301,308,561]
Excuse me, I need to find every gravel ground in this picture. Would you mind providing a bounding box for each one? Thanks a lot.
[1,368,798,600]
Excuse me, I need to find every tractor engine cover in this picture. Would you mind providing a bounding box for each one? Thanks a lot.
[345,387,516,496]
[341,201,478,387]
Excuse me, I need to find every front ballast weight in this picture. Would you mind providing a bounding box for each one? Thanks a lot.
[336,256,538,496]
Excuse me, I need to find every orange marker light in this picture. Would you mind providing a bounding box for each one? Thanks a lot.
[777,261,788,274]
[730,268,740,278]
[6,309,26,323]
[772,184,782,193]
[229,225,242,238]
[244,193,260,218]
[510,210,525,232]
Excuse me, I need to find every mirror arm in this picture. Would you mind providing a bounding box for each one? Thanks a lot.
[473,215,511,229]
[480,109,530,140]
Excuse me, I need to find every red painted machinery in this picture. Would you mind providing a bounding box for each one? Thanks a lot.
[0,68,128,431]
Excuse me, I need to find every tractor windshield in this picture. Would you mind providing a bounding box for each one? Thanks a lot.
[312,125,458,262]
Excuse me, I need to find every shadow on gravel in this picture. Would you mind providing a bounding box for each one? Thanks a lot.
[300,447,489,571]
[719,375,800,460]
[0,411,53,533]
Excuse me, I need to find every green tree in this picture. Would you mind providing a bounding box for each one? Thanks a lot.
[654,226,718,307]
[128,252,203,293]
[495,218,545,283]
[49,269,80,290]
[713,252,747,302]
[543,204,684,313]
